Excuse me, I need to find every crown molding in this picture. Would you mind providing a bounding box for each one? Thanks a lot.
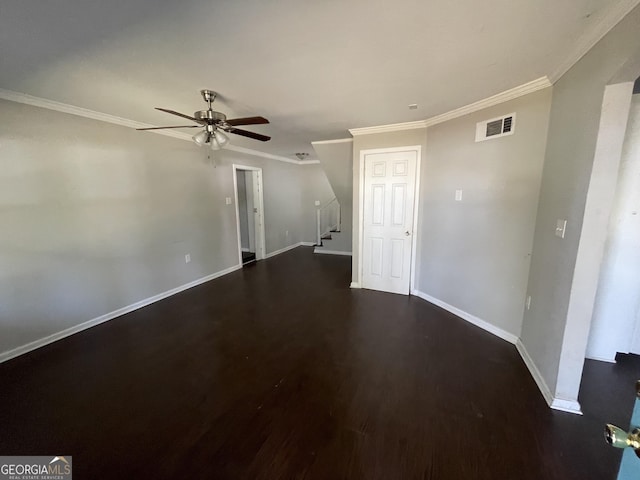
[348,77,551,136]
[0,88,311,166]
[298,160,321,165]
[423,76,552,127]
[311,138,353,145]
[349,120,427,137]
[548,0,640,83]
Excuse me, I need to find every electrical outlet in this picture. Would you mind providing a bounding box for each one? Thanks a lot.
[314,200,321,206]
[225,197,232,205]
[185,254,191,263]
[525,295,531,310]
[455,189,463,202]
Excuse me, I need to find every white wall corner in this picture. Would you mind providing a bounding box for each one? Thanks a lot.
[350,282,361,289]
[515,339,583,415]
[550,397,584,415]
[411,289,518,345]
[0,263,243,364]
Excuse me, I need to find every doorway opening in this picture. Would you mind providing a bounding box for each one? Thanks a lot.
[233,165,266,266]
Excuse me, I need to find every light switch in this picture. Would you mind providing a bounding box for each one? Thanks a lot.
[314,200,321,206]
[225,197,232,205]
[455,190,463,202]
[555,219,567,238]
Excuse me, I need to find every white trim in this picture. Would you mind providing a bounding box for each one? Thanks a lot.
[232,165,266,264]
[356,145,422,294]
[313,248,352,256]
[300,241,316,247]
[423,78,550,127]
[516,339,584,415]
[241,247,251,253]
[311,138,354,145]
[298,160,321,165]
[585,355,617,364]
[409,289,584,415]
[550,398,584,415]
[515,339,555,407]
[264,242,305,259]
[548,0,640,83]
[0,264,242,364]
[349,77,551,136]
[411,290,518,344]
[350,282,361,289]
[0,88,310,166]
[350,120,428,136]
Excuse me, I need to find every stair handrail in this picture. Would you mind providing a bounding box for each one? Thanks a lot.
[316,197,341,246]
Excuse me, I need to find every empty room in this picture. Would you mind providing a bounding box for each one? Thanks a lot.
[1,1,640,479]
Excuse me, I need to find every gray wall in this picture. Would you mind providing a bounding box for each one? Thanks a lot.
[520,5,640,401]
[312,140,354,252]
[417,89,552,337]
[0,99,323,357]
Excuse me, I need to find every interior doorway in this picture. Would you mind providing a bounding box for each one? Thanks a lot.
[233,165,266,266]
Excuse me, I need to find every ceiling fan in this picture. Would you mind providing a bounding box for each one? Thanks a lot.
[137,89,270,149]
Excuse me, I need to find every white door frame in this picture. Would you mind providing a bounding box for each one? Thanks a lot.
[232,164,266,265]
[355,145,422,293]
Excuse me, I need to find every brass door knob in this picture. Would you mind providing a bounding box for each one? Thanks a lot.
[604,424,640,458]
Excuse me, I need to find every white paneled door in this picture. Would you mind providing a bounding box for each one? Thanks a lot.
[362,150,418,295]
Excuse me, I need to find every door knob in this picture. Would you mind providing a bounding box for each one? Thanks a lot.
[405,231,411,236]
[604,424,640,458]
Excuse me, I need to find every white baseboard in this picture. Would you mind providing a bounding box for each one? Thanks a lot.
[516,339,583,415]
[313,248,352,256]
[411,289,518,345]
[350,282,361,289]
[300,241,316,247]
[264,242,306,259]
[0,263,243,364]
[515,339,555,407]
[550,397,583,415]
[585,354,617,363]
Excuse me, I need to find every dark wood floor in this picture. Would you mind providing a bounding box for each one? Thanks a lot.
[0,247,636,479]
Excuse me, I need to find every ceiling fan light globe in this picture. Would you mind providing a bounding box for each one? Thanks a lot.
[213,130,229,148]
[192,130,210,146]
[210,137,222,150]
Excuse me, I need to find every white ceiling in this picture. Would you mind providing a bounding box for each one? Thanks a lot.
[1,0,638,161]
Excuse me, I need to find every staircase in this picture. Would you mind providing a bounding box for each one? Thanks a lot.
[314,229,350,255]
[313,198,351,255]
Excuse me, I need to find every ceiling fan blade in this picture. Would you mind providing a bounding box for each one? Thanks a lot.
[225,116,269,126]
[227,128,271,142]
[155,108,206,124]
[136,125,200,130]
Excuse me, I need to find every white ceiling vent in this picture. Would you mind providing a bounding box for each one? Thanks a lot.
[475,113,516,142]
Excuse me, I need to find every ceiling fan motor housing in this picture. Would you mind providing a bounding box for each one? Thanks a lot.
[194,110,227,123]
